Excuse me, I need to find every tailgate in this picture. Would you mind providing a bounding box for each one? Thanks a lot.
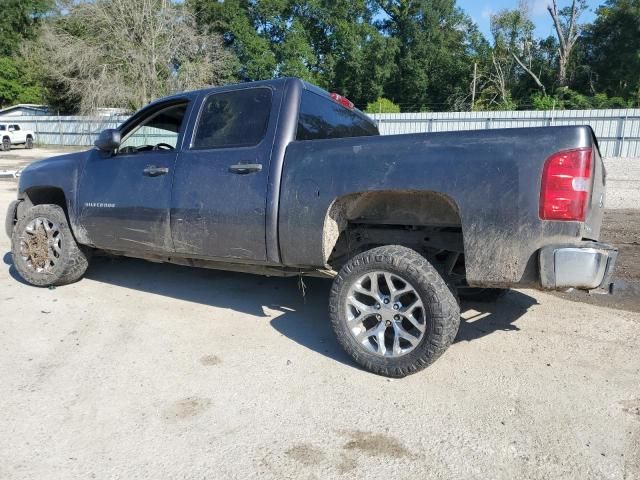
[583,134,606,241]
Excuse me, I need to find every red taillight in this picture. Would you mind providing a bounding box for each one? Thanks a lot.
[540,147,593,221]
[330,92,354,110]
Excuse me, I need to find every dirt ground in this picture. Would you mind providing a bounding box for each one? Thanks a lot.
[0,148,639,480]
[554,209,640,313]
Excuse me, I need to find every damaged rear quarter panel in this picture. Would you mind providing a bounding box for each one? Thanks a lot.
[278,126,593,286]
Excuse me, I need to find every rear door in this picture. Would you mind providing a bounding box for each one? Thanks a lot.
[78,99,193,253]
[171,86,277,261]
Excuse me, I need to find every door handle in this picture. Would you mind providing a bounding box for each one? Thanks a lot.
[143,165,169,177]
[228,163,262,175]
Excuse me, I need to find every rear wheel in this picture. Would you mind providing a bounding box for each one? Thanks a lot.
[25,136,33,149]
[329,245,460,377]
[2,137,10,151]
[11,204,90,287]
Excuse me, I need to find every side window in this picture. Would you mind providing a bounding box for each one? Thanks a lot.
[0,125,5,131]
[192,88,272,150]
[296,91,379,141]
[12,125,20,131]
[118,102,188,155]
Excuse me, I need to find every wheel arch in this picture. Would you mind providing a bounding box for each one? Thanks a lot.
[322,190,464,263]
[17,186,89,247]
[22,186,68,213]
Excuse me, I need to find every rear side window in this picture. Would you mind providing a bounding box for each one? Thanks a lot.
[0,125,5,131]
[296,90,379,141]
[192,88,272,149]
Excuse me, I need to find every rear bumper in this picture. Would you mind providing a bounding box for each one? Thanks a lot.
[539,242,618,293]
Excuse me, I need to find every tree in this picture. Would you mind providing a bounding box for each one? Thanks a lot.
[0,0,53,56]
[295,0,395,107]
[188,0,393,108]
[365,97,401,113]
[0,0,53,107]
[36,0,235,113]
[374,0,476,111]
[0,57,43,106]
[547,0,588,86]
[471,7,536,110]
[584,0,640,103]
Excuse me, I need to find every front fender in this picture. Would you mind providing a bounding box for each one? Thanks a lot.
[18,150,89,234]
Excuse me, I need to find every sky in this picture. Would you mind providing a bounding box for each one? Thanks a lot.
[458,0,605,39]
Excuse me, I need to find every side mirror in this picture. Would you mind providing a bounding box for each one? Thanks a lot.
[95,129,121,152]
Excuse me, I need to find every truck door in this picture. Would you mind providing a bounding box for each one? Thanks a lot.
[171,86,277,261]
[77,99,192,253]
[10,125,26,144]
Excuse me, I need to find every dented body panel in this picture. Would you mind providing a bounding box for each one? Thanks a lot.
[10,78,611,290]
[278,126,603,286]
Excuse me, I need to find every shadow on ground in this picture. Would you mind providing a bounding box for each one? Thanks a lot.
[3,253,537,368]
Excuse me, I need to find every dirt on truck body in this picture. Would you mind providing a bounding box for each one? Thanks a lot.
[4,77,620,377]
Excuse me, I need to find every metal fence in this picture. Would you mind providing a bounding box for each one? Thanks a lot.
[3,108,639,157]
[369,109,640,157]
[2,114,129,148]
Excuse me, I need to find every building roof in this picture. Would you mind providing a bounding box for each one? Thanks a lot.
[0,104,49,115]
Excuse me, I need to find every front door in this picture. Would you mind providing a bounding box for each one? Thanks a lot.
[78,100,191,253]
[171,87,275,261]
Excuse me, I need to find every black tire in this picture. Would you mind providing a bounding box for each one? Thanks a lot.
[2,137,10,151]
[329,245,460,378]
[25,136,33,149]
[11,204,90,287]
[458,288,508,303]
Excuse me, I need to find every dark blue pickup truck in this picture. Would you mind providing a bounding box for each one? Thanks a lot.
[5,78,617,377]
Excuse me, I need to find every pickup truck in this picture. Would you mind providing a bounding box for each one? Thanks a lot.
[5,78,617,377]
[1,123,35,150]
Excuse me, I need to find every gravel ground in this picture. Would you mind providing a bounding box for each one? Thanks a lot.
[0,149,639,480]
[603,158,640,210]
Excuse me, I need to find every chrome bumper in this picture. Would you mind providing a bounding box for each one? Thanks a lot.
[539,242,618,293]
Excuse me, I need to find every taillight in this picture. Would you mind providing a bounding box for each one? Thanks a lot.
[330,92,355,110]
[540,147,593,221]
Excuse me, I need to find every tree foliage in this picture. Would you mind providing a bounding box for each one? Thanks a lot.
[33,0,235,113]
[365,98,401,113]
[0,0,638,112]
[374,0,476,111]
[187,0,394,107]
[583,0,640,103]
[0,0,53,107]
[0,0,53,56]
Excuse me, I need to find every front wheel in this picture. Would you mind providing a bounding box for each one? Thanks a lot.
[11,204,90,287]
[25,137,34,149]
[2,137,10,151]
[329,245,460,378]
